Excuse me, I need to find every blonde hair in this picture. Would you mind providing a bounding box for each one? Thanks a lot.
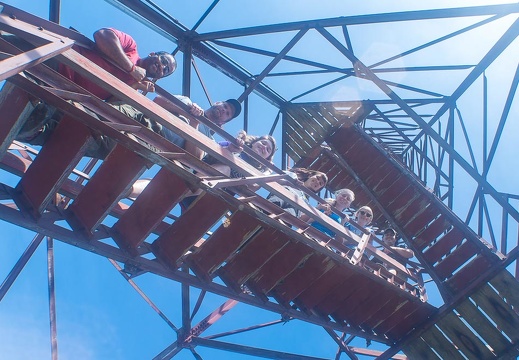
[334,188,355,201]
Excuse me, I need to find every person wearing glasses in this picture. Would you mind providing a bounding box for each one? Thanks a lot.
[309,188,355,237]
[346,206,374,236]
[373,228,414,275]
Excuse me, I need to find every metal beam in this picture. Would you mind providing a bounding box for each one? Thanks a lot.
[194,4,519,41]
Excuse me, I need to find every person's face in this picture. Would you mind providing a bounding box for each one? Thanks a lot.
[145,53,176,78]
[383,232,396,246]
[251,139,274,159]
[336,191,353,208]
[356,209,372,226]
[304,174,326,192]
[204,101,235,125]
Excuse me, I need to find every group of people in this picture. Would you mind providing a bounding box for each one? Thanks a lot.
[9,26,413,274]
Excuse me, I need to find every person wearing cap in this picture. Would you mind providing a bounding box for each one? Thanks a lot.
[381,228,414,260]
[375,228,414,275]
[152,95,241,159]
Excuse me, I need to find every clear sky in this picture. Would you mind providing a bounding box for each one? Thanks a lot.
[1,1,518,359]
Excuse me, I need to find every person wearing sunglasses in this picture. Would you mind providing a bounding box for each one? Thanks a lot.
[14,27,177,153]
[345,205,374,236]
[373,228,414,275]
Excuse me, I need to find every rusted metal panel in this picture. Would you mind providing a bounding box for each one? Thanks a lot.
[270,253,335,305]
[436,311,496,360]
[246,241,313,295]
[152,193,229,268]
[188,211,263,281]
[217,228,289,289]
[67,144,148,233]
[422,227,465,265]
[16,116,92,217]
[112,168,189,254]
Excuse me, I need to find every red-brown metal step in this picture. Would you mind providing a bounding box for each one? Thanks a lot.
[67,143,149,233]
[16,115,92,217]
[111,168,189,255]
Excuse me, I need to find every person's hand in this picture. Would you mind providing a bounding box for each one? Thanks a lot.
[189,102,204,117]
[129,65,147,82]
[341,214,350,225]
[227,137,244,153]
[317,202,332,215]
[133,80,155,93]
[142,80,155,92]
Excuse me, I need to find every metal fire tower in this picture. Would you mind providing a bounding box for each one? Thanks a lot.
[0,1,518,359]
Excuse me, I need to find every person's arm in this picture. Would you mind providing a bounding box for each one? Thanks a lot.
[93,28,146,82]
[390,246,414,259]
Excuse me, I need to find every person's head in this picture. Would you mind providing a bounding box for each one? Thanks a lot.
[293,168,328,193]
[139,51,177,78]
[334,188,355,209]
[204,99,242,126]
[355,205,373,227]
[383,228,397,246]
[247,135,276,162]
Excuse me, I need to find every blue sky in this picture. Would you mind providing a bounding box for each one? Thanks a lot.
[1,0,518,359]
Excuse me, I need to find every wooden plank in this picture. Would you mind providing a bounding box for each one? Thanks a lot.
[413,214,451,251]
[394,196,430,224]
[217,228,290,289]
[434,240,480,280]
[188,211,263,281]
[420,325,466,360]
[314,269,362,316]
[67,143,148,233]
[490,270,519,310]
[294,264,349,311]
[246,241,313,295]
[456,299,511,356]
[402,204,439,235]
[374,175,414,207]
[0,82,34,157]
[16,115,92,217]
[360,295,406,330]
[111,169,189,254]
[445,255,494,293]
[471,284,519,343]
[330,281,385,327]
[402,337,442,360]
[386,301,435,340]
[422,227,465,265]
[436,311,496,360]
[334,285,402,328]
[372,300,418,337]
[152,193,228,268]
[271,253,336,304]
